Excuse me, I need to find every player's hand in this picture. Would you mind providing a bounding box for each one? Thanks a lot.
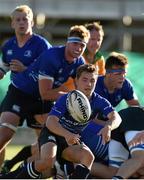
[65,132,81,145]
[128,131,144,147]
[10,59,27,72]
[97,125,111,144]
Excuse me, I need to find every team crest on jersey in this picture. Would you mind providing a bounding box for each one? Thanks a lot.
[69,69,74,75]
[7,50,13,55]
[58,68,63,74]
[24,50,32,57]
[12,104,20,112]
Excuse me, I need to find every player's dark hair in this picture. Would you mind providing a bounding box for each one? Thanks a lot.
[76,64,98,79]
[105,52,128,70]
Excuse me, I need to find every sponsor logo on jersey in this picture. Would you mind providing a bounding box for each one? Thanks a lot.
[24,50,32,57]
[7,50,13,55]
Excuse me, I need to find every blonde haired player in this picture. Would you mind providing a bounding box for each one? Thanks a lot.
[0,4,51,170]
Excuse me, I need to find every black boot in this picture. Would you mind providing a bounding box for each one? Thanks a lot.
[0,163,23,179]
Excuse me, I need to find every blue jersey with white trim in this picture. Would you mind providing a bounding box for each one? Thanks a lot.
[12,46,85,98]
[95,76,135,107]
[48,91,114,134]
[1,34,51,80]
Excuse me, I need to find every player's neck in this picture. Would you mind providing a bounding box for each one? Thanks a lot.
[104,77,115,93]
[16,33,33,47]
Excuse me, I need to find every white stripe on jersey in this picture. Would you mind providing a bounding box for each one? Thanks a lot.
[39,74,54,82]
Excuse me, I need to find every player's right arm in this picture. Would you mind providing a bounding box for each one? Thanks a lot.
[46,115,80,145]
[38,77,67,101]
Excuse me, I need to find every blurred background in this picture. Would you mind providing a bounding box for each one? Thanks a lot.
[0,0,144,144]
[0,0,144,51]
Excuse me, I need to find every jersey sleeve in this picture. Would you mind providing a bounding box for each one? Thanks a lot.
[36,37,52,56]
[38,50,58,79]
[95,93,114,117]
[48,94,67,118]
[122,79,138,100]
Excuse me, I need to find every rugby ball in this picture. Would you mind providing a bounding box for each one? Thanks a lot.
[66,90,91,123]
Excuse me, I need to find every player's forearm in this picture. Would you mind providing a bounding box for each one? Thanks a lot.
[106,111,122,130]
[41,90,67,101]
[46,116,71,138]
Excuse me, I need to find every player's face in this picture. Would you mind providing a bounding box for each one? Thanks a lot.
[11,11,33,36]
[75,72,97,98]
[65,42,86,63]
[87,30,103,53]
[108,66,126,89]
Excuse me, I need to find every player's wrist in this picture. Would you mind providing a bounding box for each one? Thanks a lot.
[104,124,112,131]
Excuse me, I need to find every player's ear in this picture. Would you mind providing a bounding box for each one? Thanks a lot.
[11,21,14,29]
[31,20,34,27]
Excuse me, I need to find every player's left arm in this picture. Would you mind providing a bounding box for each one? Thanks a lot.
[97,111,122,144]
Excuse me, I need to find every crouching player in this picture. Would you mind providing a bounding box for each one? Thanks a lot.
[0,64,122,179]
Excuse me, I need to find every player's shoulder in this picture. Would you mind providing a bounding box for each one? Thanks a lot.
[122,78,133,88]
[32,33,46,40]
[2,36,15,48]
[31,33,51,45]
[55,93,68,105]
[45,45,65,60]
[91,91,104,100]
[93,91,112,106]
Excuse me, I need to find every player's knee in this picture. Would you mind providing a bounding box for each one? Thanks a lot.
[0,122,17,132]
[80,146,95,167]
[84,148,95,162]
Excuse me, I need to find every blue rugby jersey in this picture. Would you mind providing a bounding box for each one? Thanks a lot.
[48,91,114,134]
[95,76,136,107]
[1,33,51,80]
[12,46,85,98]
